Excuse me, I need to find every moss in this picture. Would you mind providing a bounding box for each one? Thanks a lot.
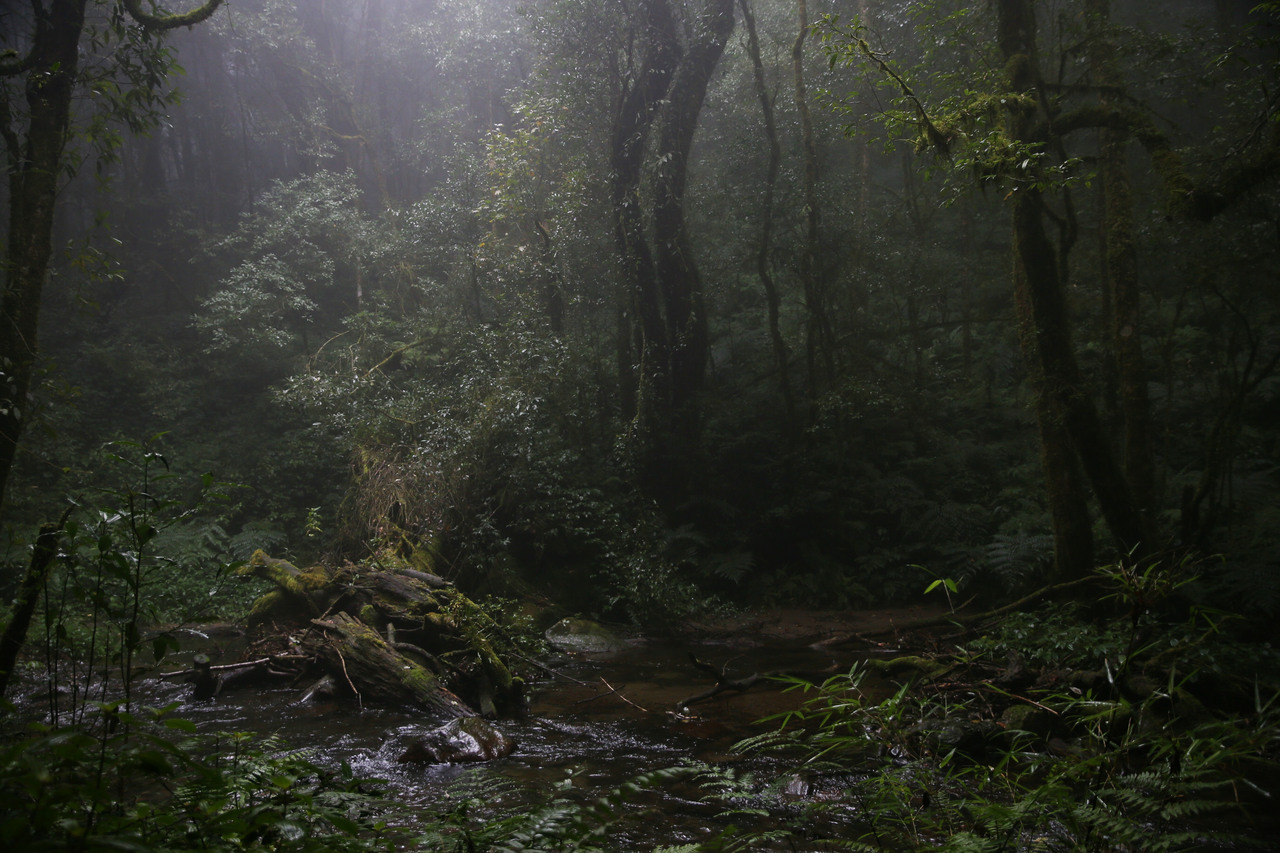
[246,589,286,624]
[866,655,948,681]
[399,660,442,693]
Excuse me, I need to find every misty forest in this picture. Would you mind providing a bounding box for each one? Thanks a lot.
[2,0,1280,850]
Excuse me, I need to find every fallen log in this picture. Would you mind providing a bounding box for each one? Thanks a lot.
[312,611,473,716]
[240,550,525,717]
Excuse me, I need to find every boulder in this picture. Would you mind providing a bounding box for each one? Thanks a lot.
[397,717,516,764]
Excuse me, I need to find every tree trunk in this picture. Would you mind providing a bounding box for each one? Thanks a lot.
[739,0,795,428]
[1014,269,1095,581]
[998,0,1154,563]
[609,0,733,502]
[793,0,835,400]
[649,0,734,480]
[609,0,679,432]
[1,0,224,514]
[241,551,523,717]
[1087,0,1156,523]
[0,513,69,698]
[0,0,87,515]
[312,611,473,716]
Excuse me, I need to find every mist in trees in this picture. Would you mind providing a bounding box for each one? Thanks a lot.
[3,0,1278,626]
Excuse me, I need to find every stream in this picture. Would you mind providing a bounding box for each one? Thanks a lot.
[136,630,893,848]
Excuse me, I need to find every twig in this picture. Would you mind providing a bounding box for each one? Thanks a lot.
[336,647,361,710]
[600,677,649,713]
[510,651,591,686]
[158,657,275,679]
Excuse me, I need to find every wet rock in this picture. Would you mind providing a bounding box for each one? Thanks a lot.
[397,717,516,764]
[1000,703,1056,746]
[298,674,336,704]
[187,654,221,700]
[924,720,1003,761]
[545,618,626,653]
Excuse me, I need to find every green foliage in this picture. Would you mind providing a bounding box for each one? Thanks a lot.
[410,767,694,852]
[721,657,1279,851]
[196,171,377,355]
[17,436,271,729]
[0,709,394,853]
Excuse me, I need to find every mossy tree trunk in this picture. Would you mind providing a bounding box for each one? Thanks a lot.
[312,612,473,716]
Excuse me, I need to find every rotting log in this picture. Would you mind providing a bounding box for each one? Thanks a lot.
[239,551,524,717]
[312,611,473,717]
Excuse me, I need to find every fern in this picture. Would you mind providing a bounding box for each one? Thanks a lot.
[228,520,289,561]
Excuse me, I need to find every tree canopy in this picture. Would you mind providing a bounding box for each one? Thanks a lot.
[3,0,1278,624]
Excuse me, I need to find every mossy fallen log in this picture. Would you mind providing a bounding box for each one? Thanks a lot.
[312,611,472,716]
[239,550,524,717]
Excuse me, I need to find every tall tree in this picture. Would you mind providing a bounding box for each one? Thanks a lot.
[792,0,835,399]
[610,0,734,500]
[820,0,1280,580]
[996,0,1152,570]
[739,0,795,427]
[0,0,225,515]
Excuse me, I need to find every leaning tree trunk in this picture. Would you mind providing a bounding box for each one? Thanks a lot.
[0,513,69,698]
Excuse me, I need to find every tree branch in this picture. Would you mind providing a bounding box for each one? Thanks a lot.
[123,0,225,31]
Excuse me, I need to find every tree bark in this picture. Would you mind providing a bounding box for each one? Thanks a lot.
[610,0,679,429]
[650,0,734,454]
[312,611,473,716]
[1,0,87,516]
[609,0,733,502]
[1014,266,1095,582]
[0,512,69,699]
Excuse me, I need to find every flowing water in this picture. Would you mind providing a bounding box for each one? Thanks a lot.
[130,630,890,848]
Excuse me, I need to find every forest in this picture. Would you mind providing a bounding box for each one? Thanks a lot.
[2,0,1279,850]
